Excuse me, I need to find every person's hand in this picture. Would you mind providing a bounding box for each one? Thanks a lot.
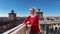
[27,24,32,28]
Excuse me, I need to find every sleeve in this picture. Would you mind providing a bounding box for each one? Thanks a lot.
[23,16,30,26]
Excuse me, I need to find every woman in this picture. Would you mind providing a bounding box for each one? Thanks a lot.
[23,8,40,34]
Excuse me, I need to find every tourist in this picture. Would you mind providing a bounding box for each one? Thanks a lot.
[23,8,40,34]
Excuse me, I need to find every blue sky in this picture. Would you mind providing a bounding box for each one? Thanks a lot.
[0,0,60,17]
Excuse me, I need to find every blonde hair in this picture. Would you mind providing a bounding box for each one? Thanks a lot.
[30,7,35,10]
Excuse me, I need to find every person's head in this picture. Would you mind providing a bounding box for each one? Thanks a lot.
[30,8,35,14]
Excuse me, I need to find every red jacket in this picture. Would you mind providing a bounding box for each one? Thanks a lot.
[24,15,40,33]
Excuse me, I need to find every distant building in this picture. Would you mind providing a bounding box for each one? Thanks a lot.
[9,10,17,21]
[36,9,44,20]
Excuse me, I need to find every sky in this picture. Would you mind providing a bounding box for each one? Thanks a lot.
[0,0,60,17]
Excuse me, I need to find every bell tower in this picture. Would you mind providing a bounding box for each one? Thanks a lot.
[36,9,44,20]
[9,10,16,21]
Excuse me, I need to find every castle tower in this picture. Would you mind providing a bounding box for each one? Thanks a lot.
[9,10,16,21]
[36,9,44,20]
